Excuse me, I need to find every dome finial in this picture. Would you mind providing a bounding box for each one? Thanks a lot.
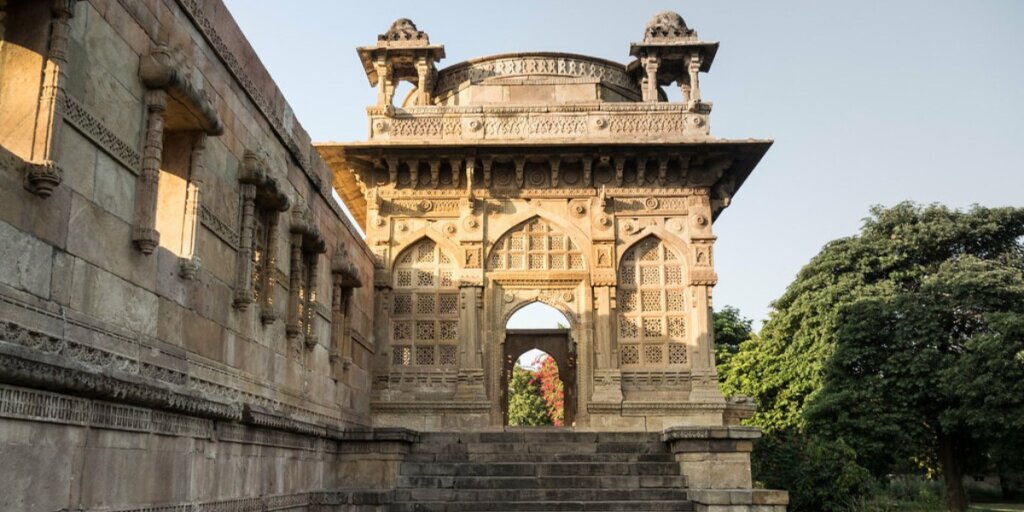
[644,11,695,42]
[380,18,430,44]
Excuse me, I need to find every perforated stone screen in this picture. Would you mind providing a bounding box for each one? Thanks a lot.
[617,237,688,368]
[487,218,585,271]
[391,239,459,367]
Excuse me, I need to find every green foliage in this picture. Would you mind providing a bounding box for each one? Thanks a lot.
[726,203,1024,434]
[753,432,874,512]
[507,365,552,427]
[855,479,948,512]
[713,305,754,383]
[534,355,564,426]
[724,202,1024,511]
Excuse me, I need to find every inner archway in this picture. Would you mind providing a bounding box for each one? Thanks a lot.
[502,302,577,427]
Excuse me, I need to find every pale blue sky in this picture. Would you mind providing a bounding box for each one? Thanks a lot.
[224,1,1024,326]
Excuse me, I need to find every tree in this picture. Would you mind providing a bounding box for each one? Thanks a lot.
[724,202,1024,511]
[806,256,1024,511]
[534,354,564,426]
[507,365,552,427]
[713,305,754,383]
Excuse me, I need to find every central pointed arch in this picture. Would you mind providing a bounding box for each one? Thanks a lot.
[487,216,587,271]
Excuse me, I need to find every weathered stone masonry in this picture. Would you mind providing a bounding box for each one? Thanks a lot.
[0,3,787,511]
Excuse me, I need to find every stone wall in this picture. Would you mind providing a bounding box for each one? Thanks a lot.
[0,0,387,510]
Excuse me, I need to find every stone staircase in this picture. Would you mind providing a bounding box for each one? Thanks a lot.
[389,430,694,512]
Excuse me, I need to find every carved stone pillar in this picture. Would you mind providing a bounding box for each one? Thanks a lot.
[261,210,282,324]
[178,133,206,279]
[416,57,433,106]
[131,89,167,254]
[25,0,78,197]
[592,285,613,369]
[454,284,486,401]
[687,53,702,107]
[375,56,393,107]
[286,232,304,339]
[304,251,320,348]
[234,184,258,308]
[642,55,660,103]
[330,277,350,368]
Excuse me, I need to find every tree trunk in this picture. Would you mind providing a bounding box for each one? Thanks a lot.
[938,432,968,512]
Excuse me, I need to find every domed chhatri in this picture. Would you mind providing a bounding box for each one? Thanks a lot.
[353,12,719,115]
[644,11,697,41]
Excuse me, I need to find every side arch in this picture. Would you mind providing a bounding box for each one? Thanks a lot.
[486,213,591,271]
[616,227,690,264]
[390,229,461,270]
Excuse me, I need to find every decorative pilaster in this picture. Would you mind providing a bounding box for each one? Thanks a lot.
[25,0,78,197]
[234,184,258,308]
[286,232,304,340]
[131,89,167,254]
[260,211,282,324]
[335,276,356,368]
[178,133,206,279]
[304,251,320,348]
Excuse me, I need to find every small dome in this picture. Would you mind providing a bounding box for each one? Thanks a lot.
[379,18,430,43]
[644,11,693,41]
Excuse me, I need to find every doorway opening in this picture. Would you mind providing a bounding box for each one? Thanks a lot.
[502,302,576,427]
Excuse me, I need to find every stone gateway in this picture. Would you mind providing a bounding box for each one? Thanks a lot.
[0,2,786,510]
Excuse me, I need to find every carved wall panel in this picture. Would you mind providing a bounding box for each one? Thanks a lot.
[390,239,459,367]
[616,236,689,368]
[487,218,585,272]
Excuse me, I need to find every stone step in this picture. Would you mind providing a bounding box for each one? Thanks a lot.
[400,461,681,477]
[416,431,664,445]
[393,488,691,503]
[408,441,671,456]
[389,500,694,512]
[397,475,686,490]
[405,451,676,464]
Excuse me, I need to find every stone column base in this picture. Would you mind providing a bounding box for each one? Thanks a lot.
[688,489,789,512]
[663,426,789,511]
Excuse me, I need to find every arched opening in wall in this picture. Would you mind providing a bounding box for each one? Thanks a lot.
[502,302,576,427]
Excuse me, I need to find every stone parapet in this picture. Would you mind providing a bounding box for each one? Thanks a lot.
[365,102,712,143]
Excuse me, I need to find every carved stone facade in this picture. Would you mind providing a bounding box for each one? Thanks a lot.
[1,4,786,511]
[319,15,770,433]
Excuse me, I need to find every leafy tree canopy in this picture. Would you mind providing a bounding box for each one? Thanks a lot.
[507,365,552,427]
[723,202,1024,511]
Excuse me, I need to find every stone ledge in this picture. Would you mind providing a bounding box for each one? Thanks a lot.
[100,489,394,512]
[687,489,789,506]
[662,426,762,442]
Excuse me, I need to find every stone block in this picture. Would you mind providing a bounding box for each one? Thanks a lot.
[0,420,82,512]
[93,150,136,222]
[69,257,159,337]
[0,221,53,298]
[58,127,98,199]
[67,193,156,290]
